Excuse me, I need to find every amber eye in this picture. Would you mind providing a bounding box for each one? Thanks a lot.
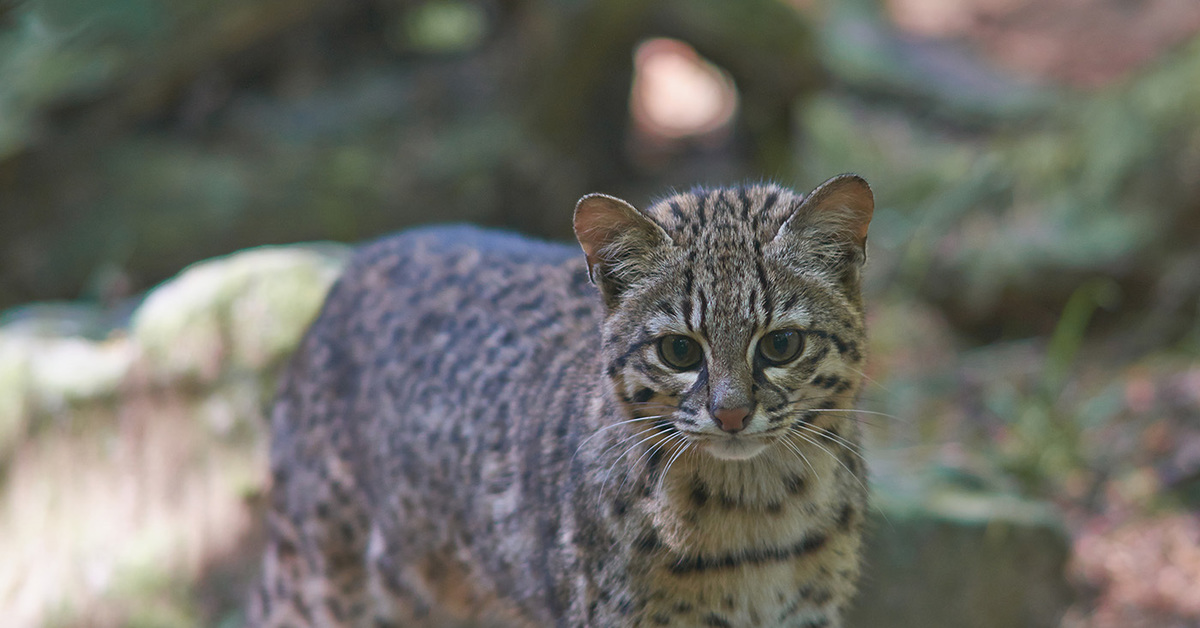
[758,329,804,366]
[658,335,703,370]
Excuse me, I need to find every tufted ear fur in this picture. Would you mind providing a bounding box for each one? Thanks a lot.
[574,193,673,308]
[773,174,875,285]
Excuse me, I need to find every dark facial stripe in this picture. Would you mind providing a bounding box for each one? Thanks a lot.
[686,366,709,397]
[631,387,655,403]
[806,330,852,358]
[747,285,758,328]
[754,256,773,325]
[610,336,656,371]
[682,268,695,330]
[644,367,682,389]
[751,367,788,399]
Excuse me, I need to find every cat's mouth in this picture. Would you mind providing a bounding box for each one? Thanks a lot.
[702,436,769,461]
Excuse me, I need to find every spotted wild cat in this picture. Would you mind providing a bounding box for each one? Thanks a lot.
[250,174,875,628]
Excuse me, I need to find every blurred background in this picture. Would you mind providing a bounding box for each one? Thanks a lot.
[1,0,1199,626]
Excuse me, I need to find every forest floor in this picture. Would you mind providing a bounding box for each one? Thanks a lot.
[876,1,1200,625]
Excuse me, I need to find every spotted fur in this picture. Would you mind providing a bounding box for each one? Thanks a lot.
[249,175,875,628]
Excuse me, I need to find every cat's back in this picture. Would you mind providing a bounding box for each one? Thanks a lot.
[297,223,599,369]
[275,222,602,471]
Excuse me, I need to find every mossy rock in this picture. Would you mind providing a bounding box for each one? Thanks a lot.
[131,243,349,385]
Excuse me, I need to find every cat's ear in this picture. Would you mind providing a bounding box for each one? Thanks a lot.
[574,193,672,305]
[773,174,874,282]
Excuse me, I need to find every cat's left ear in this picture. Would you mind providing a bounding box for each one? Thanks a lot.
[574,193,672,306]
[773,174,874,278]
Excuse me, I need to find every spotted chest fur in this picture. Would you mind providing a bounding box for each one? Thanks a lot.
[249,175,875,628]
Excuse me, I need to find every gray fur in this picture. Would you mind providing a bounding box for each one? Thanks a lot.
[250,175,875,628]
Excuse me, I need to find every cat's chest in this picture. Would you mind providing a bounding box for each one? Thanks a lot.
[611,458,855,627]
[631,559,840,628]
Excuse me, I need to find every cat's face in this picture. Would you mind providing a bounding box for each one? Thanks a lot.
[574,177,873,461]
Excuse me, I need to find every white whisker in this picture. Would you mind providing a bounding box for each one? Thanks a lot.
[790,421,866,460]
[787,429,869,498]
[655,437,692,497]
[572,415,666,462]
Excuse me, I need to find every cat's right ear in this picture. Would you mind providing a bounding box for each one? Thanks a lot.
[574,193,671,306]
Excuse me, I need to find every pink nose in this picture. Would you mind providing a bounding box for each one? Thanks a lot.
[713,407,751,433]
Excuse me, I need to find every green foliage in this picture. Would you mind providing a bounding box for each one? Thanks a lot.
[399,0,488,54]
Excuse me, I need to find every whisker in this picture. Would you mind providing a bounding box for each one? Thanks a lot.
[655,436,692,497]
[622,401,682,411]
[809,408,906,422]
[782,399,907,425]
[598,429,663,499]
[573,415,666,460]
[787,429,869,498]
[790,421,865,460]
[783,396,899,417]
[777,436,819,485]
[785,391,893,407]
[618,430,682,496]
[786,423,894,528]
[843,364,889,393]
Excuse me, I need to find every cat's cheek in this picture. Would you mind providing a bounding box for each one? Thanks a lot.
[670,370,700,392]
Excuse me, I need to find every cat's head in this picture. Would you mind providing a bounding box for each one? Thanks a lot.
[573,175,874,461]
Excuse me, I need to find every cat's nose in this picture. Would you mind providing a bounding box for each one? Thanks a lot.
[712,407,751,433]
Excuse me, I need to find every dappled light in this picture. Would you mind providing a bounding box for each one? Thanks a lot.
[629,38,738,141]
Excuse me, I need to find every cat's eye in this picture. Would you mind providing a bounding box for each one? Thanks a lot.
[658,335,703,370]
[758,329,804,366]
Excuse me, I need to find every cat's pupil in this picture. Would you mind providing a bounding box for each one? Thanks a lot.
[659,335,701,370]
[760,329,803,365]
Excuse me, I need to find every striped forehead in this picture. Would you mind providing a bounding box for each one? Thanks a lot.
[644,184,802,247]
[642,244,794,344]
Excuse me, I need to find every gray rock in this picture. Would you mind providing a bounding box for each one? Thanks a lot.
[849,482,1074,628]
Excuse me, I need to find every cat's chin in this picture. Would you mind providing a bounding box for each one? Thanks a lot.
[703,437,769,461]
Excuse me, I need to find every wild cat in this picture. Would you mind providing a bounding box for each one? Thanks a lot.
[250,174,875,628]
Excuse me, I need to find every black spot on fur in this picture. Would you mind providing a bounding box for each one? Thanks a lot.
[835,501,854,530]
[691,477,709,508]
[635,530,662,553]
